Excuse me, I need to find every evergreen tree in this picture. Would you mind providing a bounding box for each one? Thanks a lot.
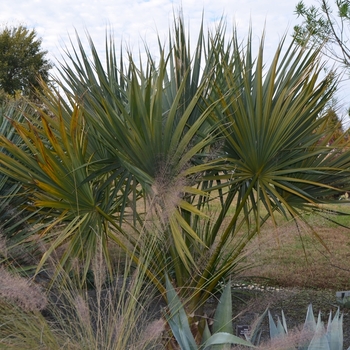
[0,25,52,97]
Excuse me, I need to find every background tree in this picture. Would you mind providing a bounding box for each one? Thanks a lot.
[293,0,350,68]
[293,1,350,131]
[0,25,52,98]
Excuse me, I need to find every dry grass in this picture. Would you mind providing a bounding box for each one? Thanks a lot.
[223,204,350,348]
[239,206,350,290]
[233,326,315,350]
[1,195,350,349]
[0,267,47,312]
[0,234,165,350]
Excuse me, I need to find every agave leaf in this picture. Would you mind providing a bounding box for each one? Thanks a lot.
[165,275,197,350]
[298,304,317,350]
[268,310,281,339]
[246,307,268,345]
[201,320,212,346]
[304,305,317,330]
[276,316,287,337]
[281,309,288,335]
[202,332,255,349]
[326,308,343,350]
[210,283,233,350]
[307,313,329,350]
[212,282,233,334]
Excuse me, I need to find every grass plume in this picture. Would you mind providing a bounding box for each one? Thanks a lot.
[0,266,47,312]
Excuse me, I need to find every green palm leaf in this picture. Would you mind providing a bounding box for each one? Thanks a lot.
[192,31,350,307]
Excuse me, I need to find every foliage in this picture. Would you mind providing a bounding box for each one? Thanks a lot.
[0,99,46,272]
[190,31,350,309]
[0,236,164,350]
[0,25,52,97]
[164,277,254,349]
[0,17,224,287]
[55,18,350,307]
[250,303,349,350]
[293,0,350,68]
[166,281,349,349]
[0,14,350,344]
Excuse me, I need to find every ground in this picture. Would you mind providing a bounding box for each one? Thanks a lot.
[224,211,350,347]
[226,283,350,347]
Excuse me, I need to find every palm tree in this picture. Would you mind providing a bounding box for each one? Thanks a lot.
[0,98,47,271]
[0,16,349,336]
[191,32,350,308]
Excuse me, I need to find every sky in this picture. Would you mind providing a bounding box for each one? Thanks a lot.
[0,0,301,60]
[1,0,349,120]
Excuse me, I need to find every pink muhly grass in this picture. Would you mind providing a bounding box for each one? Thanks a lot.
[0,267,47,312]
[149,164,187,227]
[141,317,166,341]
[258,328,314,349]
[132,317,166,349]
[74,293,93,331]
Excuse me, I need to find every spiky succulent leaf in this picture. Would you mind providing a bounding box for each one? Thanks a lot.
[308,312,329,350]
[266,309,289,342]
[165,276,197,350]
[298,304,318,349]
[212,282,233,335]
[245,307,268,345]
[201,321,212,346]
[326,309,343,350]
[202,332,255,349]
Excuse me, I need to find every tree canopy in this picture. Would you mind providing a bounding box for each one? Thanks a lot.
[0,25,52,97]
[293,0,350,68]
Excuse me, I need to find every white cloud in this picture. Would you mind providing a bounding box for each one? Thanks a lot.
[0,0,348,119]
[0,0,299,64]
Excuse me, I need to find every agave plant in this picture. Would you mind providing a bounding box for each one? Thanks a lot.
[250,304,349,350]
[164,276,254,349]
[166,277,350,349]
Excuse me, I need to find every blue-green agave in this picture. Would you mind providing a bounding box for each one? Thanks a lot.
[249,303,349,350]
[165,276,255,349]
[166,279,350,350]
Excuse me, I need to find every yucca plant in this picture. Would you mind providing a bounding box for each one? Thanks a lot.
[0,15,226,286]
[0,94,145,284]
